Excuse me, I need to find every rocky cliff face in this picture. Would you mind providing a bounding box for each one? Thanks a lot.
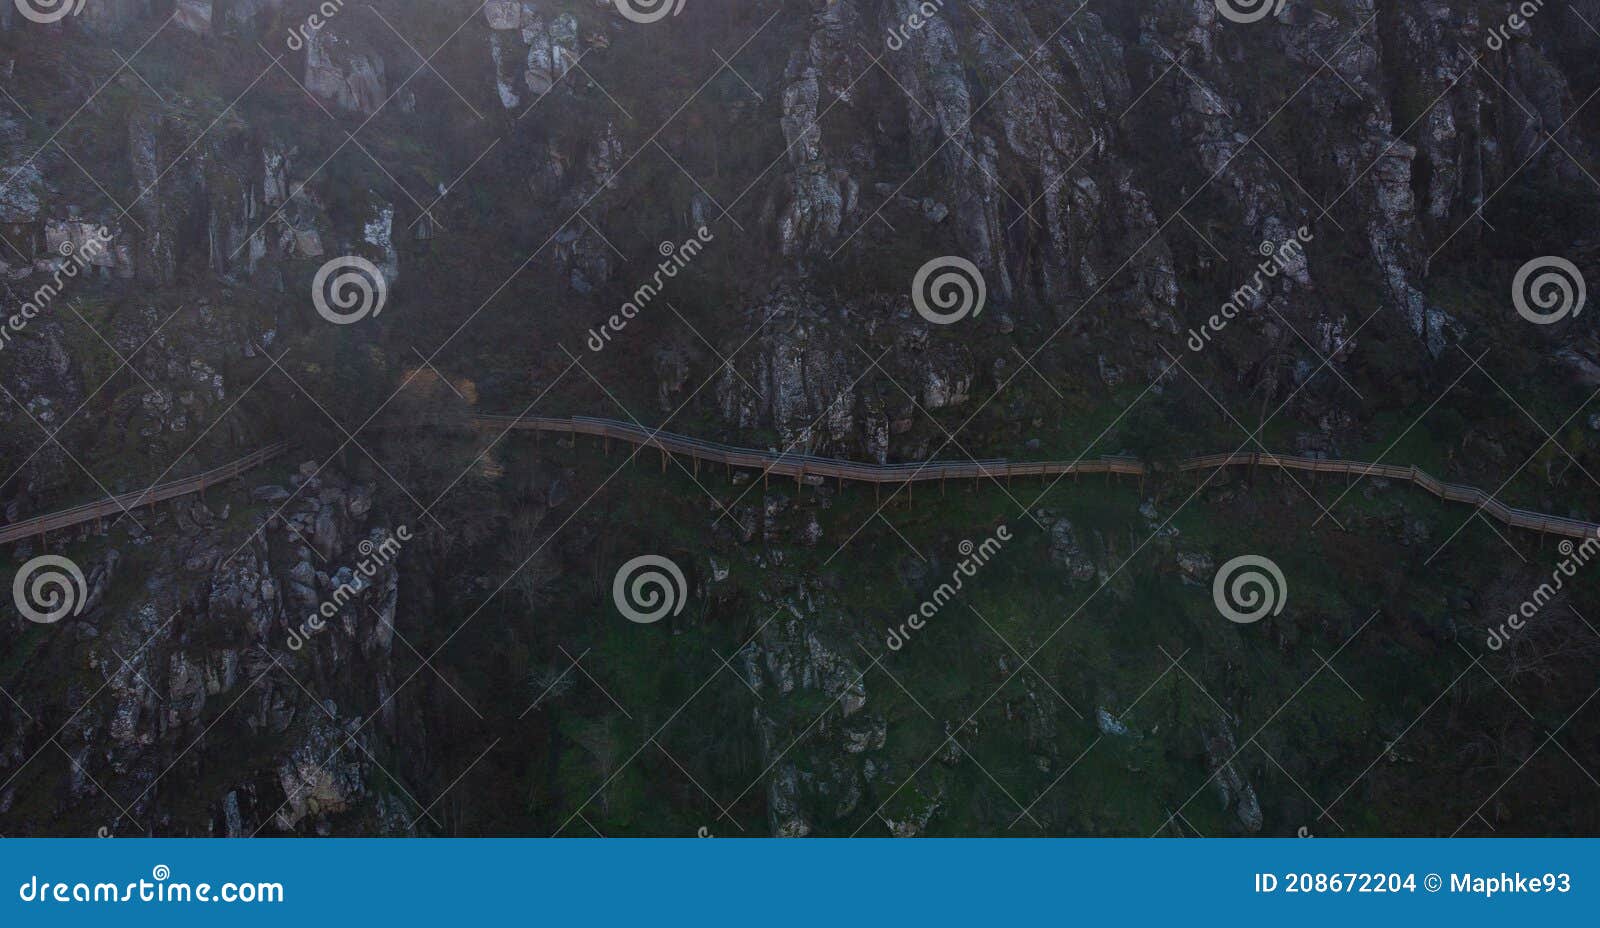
[0,462,411,835]
[4,2,1593,422]
[2,1,1598,836]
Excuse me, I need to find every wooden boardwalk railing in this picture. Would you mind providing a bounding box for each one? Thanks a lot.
[5,416,1597,546]
[0,442,292,546]
[472,416,1598,538]
[1180,452,1600,541]
[470,414,1147,487]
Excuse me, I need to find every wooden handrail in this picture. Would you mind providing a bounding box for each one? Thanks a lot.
[470,414,1146,483]
[473,416,1600,540]
[6,415,1596,547]
[1175,452,1597,539]
[0,442,292,546]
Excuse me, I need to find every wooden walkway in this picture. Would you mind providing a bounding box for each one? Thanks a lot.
[1179,452,1600,541]
[470,415,1147,487]
[475,417,1597,539]
[4,416,1596,546]
[0,443,291,546]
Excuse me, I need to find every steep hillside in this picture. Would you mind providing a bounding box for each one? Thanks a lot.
[1,0,1598,836]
